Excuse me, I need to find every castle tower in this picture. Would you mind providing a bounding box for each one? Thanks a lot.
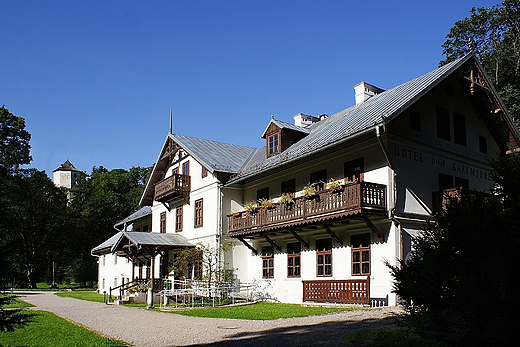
[53,160,81,189]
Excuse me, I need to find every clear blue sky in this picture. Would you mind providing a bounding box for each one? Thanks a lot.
[1,0,499,176]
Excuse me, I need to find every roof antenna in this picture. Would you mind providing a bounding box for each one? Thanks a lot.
[169,107,173,134]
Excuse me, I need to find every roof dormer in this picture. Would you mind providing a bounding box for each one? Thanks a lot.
[261,117,310,158]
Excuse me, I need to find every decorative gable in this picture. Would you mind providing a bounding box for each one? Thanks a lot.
[261,119,310,157]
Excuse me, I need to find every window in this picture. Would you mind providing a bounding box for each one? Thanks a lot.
[257,187,269,201]
[202,166,208,178]
[479,135,488,154]
[176,206,183,232]
[453,112,467,146]
[172,167,179,175]
[262,246,274,278]
[310,169,327,191]
[160,212,166,233]
[344,158,364,182]
[287,243,301,278]
[268,133,279,156]
[436,105,451,141]
[194,199,203,228]
[438,173,454,191]
[351,234,370,275]
[316,238,332,276]
[410,110,421,132]
[143,225,148,232]
[455,177,469,189]
[281,179,296,194]
[182,161,190,176]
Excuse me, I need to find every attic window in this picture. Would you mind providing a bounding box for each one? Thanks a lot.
[268,133,280,156]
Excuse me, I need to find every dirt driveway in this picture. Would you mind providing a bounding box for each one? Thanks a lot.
[18,291,400,346]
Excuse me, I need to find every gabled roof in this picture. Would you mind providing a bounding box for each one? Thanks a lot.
[139,133,256,207]
[114,206,151,230]
[228,53,520,183]
[261,118,310,139]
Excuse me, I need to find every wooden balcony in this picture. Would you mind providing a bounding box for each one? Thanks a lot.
[154,174,190,203]
[228,182,387,236]
[303,278,370,305]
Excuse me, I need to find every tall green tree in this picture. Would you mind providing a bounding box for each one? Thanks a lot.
[388,153,520,346]
[0,106,32,175]
[441,0,520,126]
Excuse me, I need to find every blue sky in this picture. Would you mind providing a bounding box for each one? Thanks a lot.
[1,0,499,176]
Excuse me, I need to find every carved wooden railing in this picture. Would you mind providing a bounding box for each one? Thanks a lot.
[154,173,190,202]
[303,278,370,305]
[228,181,386,234]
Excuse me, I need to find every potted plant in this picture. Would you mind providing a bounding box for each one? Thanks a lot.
[302,184,317,199]
[280,192,295,205]
[327,178,344,192]
[244,201,257,213]
[259,198,274,209]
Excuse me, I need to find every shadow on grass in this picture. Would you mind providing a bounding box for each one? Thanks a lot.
[178,315,398,347]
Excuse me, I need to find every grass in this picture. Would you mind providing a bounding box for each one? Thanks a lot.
[171,301,360,320]
[2,296,36,308]
[55,291,106,303]
[345,326,445,346]
[0,310,128,347]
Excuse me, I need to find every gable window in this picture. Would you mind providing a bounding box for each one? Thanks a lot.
[453,112,467,146]
[316,238,332,276]
[351,234,370,275]
[310,169,327,191]
[268,133,280,156]
[262,246,274,278]
[287,242,301,278]
[160,212,166,233]
[479,135,488,154]
[281,179,296,194]
[436,105,451,141]
[202,166,208,178]
[410,110,421,132]
[176,206,183,232]
[344,158,364,182]
[194,198,203,228]
[182,161,190,176]
[257,187,269,201]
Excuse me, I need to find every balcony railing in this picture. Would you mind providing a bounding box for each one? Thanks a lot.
[303,278,370,305]
[154,174,190,203]
[228,181,387,234]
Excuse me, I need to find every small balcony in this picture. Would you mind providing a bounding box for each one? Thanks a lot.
[154,174,191,203]
[228,181,387,236]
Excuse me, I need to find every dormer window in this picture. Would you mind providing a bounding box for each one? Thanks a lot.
[268,133,280,156]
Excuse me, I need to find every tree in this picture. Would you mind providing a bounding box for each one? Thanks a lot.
[441,0,520,127]
[0,106,32,175]
[388,153,520,346]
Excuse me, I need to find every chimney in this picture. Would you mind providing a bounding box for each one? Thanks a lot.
[354,82,385,105]
[293,113,320,128]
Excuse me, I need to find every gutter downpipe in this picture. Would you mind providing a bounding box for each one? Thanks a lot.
[375,124,402,268]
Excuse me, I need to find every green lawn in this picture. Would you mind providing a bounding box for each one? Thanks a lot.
[345,327,445,346]
[0,310,128,347]
[2,296,36,308]
[55,291,106,303]
[171,301,360,320]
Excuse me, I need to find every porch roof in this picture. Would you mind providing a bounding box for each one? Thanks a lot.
[91,231,194,256]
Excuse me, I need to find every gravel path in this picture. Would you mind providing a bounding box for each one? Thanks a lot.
[18,291,401,347]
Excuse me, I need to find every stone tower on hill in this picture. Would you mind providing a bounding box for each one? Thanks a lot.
[53,160,81,190]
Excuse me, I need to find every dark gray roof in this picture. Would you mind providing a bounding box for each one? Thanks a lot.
[53,160,81,172]
[170,134,256,174]
[261,118,310,138]
[91,231,193,256]
[112,232,193,250]
[228,54,472,183]
[114,206,151,229]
